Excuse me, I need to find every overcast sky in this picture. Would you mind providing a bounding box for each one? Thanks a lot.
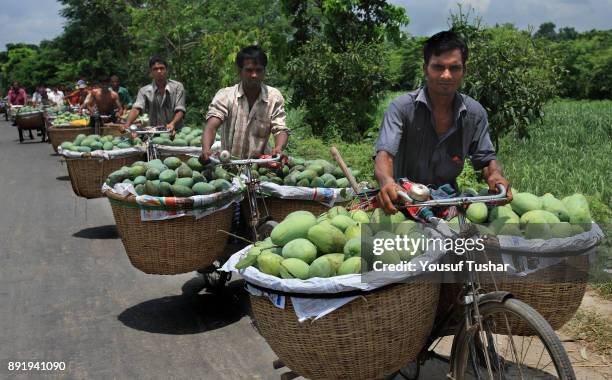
[1,0,611,50]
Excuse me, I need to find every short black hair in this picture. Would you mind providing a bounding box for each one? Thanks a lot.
[423,31,468,65]
[149,55,168,69]
[236,45,267,69]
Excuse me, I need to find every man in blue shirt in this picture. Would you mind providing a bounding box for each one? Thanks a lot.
[374,31,512,214]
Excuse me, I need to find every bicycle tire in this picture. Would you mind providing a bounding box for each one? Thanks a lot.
[451,298,575,380]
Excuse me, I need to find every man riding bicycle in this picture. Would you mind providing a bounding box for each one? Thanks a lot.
[374,31,512,215]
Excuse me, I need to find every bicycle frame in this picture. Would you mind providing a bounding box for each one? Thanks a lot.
[127,124,168,160]
[207,153,283,242]
[387,184,511,378]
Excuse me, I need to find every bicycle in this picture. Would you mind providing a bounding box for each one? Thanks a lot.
[194,151,284,290]
[365,185,576,380]
[126,124,169,160]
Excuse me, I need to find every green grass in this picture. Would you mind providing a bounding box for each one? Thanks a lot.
[497,99,612,222]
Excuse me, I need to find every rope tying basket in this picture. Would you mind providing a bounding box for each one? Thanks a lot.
[48,126,92,153]
[104,189,238,275]
[65,152,146,199]
[250,282,439,380]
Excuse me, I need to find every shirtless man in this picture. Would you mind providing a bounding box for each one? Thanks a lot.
[84,78,122,121]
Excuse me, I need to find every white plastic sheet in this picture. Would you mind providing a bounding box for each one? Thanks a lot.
[256,181,355,207]
[59,145,146,159]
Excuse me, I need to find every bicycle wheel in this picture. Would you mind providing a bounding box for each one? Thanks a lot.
[451,298,575,380]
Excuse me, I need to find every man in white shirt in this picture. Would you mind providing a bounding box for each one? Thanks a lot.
[48,86,65,106]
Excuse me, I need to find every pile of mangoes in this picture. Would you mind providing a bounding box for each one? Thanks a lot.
[252,157,360,189]
[235,206,424,279]
[60,134,141,153]
[106,156,233,197]
[456,190,592,238]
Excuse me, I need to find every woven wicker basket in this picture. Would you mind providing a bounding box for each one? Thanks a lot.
[105,191,234,275]
[101,123,124,137]
[242,197,342,223]
[48,126,92,153]
[65,152,145,199]
[16,112,44,129]
[436,254,588,336]
[250,282,440,380]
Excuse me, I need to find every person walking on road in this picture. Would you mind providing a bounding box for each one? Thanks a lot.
[7,81,27,108]
[199,45,289,162]
[122,56,186,135]
[110,75,132,111]
[84,78,122,121]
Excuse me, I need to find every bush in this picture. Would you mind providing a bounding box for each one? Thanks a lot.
[450,9,562,147]
[287,39,392,142]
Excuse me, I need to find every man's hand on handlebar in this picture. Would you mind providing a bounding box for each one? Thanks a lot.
[165,123,176,138]
[199,148,213,165]
[486,172,513,204]
[377,182,401,215]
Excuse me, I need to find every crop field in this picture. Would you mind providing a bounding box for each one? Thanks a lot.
[498,100,612,221]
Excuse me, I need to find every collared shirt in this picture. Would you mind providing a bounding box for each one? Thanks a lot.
[32,89,51,106]
[133,79,186,129]
[49,90,64,106]
[112,86,132,108]
[206,83,288,158]
[8,88,27,105]
[374,86,496,188]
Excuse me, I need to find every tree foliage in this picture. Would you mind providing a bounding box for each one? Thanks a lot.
[285,0,408,140]
[450,8,562,146]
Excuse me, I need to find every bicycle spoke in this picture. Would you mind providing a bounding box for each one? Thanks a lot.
[501,312,525,379]
[520,336,534,366]
[535,344,546,370]
[541,359,554,371]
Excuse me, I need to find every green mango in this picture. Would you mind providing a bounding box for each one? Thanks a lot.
[337,257,364,275]
[279,258,310,280]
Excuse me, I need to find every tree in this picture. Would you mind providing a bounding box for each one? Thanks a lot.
[284,0,408,140]
[534,22,557,40]
[55,0,134,83]
[451,8,562,147]
[557,27,578,41]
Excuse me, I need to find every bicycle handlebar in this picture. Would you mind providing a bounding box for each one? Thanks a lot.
[127,124,167,135]
[207,151,282,166]
[397,184,507,208]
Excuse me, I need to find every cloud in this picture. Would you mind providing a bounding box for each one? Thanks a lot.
[390,0,612,35]
[0,0,64,50]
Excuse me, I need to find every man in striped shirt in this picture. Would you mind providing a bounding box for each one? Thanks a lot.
[200,45,289,161]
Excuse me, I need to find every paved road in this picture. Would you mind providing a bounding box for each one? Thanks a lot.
[0,120,282,379]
